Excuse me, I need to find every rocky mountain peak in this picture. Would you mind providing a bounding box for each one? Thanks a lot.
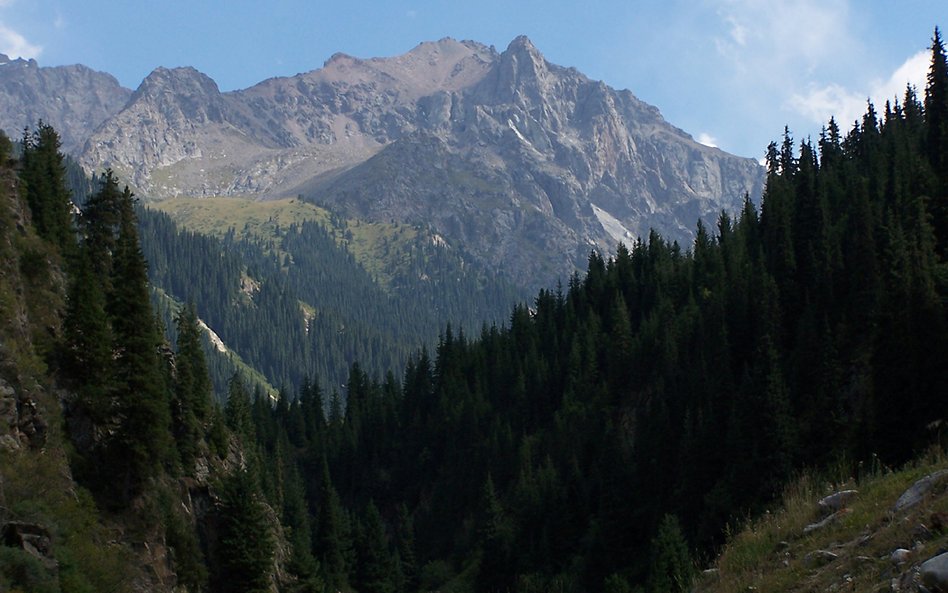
[0,55,130,154]
[128,66,226,125]
[506,35,540,56]
[65,36,763,288]
[0,53,38,68]
[134,66,221,101]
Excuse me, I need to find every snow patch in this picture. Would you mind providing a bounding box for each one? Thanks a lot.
[591,203,634,246]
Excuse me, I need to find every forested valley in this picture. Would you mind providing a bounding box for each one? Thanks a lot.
[0,28,947,593]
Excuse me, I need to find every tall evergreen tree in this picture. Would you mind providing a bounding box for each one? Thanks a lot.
[107,182,174,497]
[173,302,213,469]
[216,470,275,593]
[20,122,73,249]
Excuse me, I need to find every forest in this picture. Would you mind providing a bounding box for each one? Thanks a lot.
[1,27,946,593]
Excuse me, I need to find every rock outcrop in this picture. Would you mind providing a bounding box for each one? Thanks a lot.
[0,53,131,154]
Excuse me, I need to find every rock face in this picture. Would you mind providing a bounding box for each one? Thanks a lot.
[76,36,764,289]
[0,53,131,154]
[0,377,47,452]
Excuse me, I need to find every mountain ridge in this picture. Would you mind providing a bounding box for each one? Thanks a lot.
[1,36,764,289]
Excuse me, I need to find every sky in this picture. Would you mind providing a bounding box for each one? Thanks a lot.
[0,0,945,160]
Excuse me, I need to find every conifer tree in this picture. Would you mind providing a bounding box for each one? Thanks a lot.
[107,181,174,497]
[354,500,395,593]
[226,374,255,443]
[647,515,692,593]
[20,122,73,249]
[61,247,113,425]
[316,456,349,589]
[173,302,212,469]
[216,470,275,593]
[926,27,948,254]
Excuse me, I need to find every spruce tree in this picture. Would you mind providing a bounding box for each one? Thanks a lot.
[926,27,948,254]
[20,122,73,249]
[173,302,213,469]
[647,515,693,593]
[107,182,174,498]
[216,470,275,593]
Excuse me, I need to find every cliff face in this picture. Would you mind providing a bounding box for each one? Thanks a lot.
[0,54,131,155]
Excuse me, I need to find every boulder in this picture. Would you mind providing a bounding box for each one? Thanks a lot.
[921,552,948,592]
[818,489,858,514]
[804,509,849,535]
[892,470,948,513]
[890,548,911,564]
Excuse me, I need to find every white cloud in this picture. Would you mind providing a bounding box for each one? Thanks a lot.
[0,22,41,58]
[787,50,929,127]
[697,132,719,147]
[54,11,66,30]
[712,0,854,77]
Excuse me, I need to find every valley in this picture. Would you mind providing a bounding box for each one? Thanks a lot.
[0,23,945,593]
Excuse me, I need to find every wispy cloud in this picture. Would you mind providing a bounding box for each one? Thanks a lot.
[0,22,42,58]
[697,132,719,147]
[787,50,929,128]
[712,0,856,79]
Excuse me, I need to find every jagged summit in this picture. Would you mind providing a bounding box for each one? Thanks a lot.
[0,55,131,153]
[0,53,38,67]
[505,34,540,55]
[1,36,763,289]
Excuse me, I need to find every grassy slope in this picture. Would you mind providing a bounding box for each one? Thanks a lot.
[699,448,948,593]
[150,196,420,287]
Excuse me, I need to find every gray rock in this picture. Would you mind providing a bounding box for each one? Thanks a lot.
[804,509,847,535]
[804,549,838,568]
[921,552,948,592]
[0,53,130,154]
[818,489,858,513]
[890,548,911,564]
[892,470,948,513]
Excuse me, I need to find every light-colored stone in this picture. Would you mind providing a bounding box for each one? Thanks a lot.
[819,489,858,513]
[890,548,911,564]
[804,509,849,534]
[921,552,948,592]
[892,470,948,513]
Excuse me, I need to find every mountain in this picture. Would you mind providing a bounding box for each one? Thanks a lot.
[0,54,131,154]
[78,36,764,289]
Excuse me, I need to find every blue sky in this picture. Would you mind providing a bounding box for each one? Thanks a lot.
[0,0,945,159]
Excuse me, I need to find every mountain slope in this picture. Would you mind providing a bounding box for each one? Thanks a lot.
[77,36,763,289]
[0,54,131,154]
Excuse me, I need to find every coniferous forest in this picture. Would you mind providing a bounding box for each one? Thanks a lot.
[1,27,947,593]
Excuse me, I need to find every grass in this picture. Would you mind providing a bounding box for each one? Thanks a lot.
[700,448,948,593]
[151,195,425,288]
[150,196,330,243]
